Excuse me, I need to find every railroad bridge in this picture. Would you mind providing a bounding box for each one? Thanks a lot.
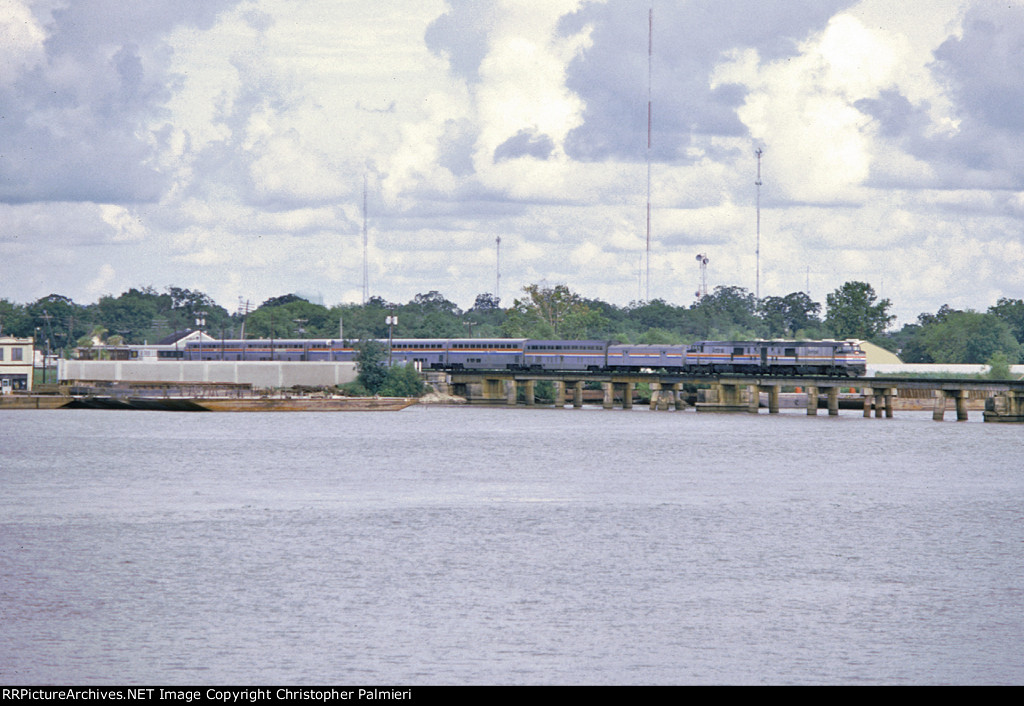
[441,371,1024,423]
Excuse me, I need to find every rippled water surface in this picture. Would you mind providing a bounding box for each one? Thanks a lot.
[1,406,1021,684]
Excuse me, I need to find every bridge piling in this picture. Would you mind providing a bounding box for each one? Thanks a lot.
[553,380,565,408]
[956,390,969,421]
[985,390,1024,422]
[602,382,614,409]
[827,386,840,416]
[806,385,818,415]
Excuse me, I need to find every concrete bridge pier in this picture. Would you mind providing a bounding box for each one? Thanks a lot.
[649,382,663,410]
[932,390,968,421]
[572,381,584,408]
[955,390,969,421]
[861,387,894,418]
[623,382,634,409]
[697,382,756,413]
[602,382,614,409]
[876,387,894,418]
[504,379,516,405]
[827,386,840,416]
[647,382,680,410]
[805,385,818,415]
[524,379,536,406]
[985,390,1024,422]
[766,385,781,414]
[553,381,566,408]
[674,383,686,411]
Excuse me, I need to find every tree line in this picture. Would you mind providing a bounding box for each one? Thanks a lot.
[2,282,1022,366]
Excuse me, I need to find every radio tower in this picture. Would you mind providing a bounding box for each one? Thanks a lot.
[645,7,653,302]
[755,148,763,301]
[362,175,369,305]
[495,235,501,303]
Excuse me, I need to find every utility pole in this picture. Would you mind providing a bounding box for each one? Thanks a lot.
[362,175,369,305]
[645,6,653,302]
[755,147,763,301]
[496,235,501,304]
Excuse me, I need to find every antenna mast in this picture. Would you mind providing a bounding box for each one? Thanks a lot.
[645,7,653,302]
[362,175,369,305]
[755,147,763,301]
[495,235,501,303]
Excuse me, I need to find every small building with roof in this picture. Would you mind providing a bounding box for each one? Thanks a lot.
[0,336,34,393]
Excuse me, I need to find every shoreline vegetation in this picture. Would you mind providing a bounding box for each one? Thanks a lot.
[3,282,1023,372]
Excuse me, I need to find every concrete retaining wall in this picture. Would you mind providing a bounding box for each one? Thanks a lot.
[59,360,357,389]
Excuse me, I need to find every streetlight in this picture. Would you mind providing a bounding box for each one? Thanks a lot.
[195,310,206,360]
[385,311,397,365]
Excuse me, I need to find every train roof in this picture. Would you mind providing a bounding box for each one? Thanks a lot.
[693,339,861,347]
[446,337,527,344]
[524,339,609,345]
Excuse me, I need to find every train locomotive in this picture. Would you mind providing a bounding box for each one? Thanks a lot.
[181,337,867,377]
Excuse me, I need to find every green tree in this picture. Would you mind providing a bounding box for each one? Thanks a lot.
[759,292,822,337]
[247,297,332,338]
[988,298,1024,343]
[27,294,92,352]
[986,351,1013,379]
[379,364,427,397]
[355,339,388,394]
[0,299,30,336]
[330,296,393,341]
[825,281,894,339]
[917,310,1020,364]
[690,286,761,339]
[397,291,464,338]
[627,299,689,338]
[465,292,508,337]
[503,284,606,338]
[96,289,158,343]
[163,287,232,336]
[471,292,501,311]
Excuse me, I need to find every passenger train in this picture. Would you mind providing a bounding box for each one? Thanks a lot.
[180,337,867,377]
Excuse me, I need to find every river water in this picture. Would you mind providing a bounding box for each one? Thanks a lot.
[1,405,1021,685]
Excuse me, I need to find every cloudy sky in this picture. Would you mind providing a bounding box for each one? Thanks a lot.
[1,0,1022,325]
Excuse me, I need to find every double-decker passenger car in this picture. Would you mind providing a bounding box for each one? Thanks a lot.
[443,338,527,370]
[607,344,687,372]
[184,338,354,362]
[522,340,609,371]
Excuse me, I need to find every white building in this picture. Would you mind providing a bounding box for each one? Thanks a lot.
[0,336,34,393]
